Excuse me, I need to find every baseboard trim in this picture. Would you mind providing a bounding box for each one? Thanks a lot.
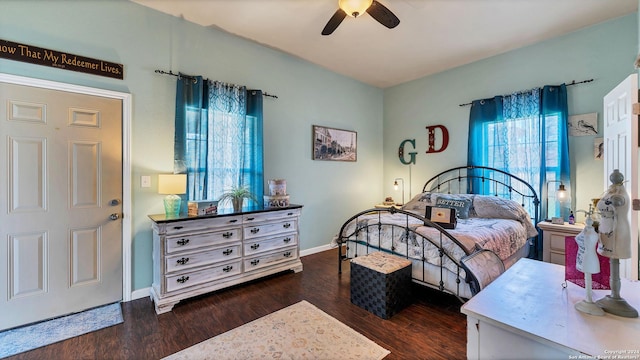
[300,243,333,257]
[130,288,151,301]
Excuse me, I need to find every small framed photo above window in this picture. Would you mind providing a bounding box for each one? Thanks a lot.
[312,125,357,162]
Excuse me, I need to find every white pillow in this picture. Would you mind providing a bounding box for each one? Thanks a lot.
[402,192,436,214]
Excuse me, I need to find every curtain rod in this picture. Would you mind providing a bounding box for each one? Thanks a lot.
[458,78,594,107]
[154,69,279,99]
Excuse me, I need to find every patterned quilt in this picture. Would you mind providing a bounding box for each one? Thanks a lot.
[340,195,538,274]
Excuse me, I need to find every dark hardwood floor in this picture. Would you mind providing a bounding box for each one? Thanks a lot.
[8,249,467,360]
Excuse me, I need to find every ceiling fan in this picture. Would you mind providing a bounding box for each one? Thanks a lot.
[322,0,400,35]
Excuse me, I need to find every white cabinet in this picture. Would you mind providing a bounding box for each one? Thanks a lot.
[537,221,584,265]
[462,259,640,359]
[149,205,303,314]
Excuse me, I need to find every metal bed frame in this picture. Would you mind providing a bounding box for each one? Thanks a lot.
[337,165,540,300]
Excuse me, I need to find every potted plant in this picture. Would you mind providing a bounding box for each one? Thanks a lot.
[218,185,257,212]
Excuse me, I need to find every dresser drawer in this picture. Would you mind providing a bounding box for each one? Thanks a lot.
[244,234,297,256]
[165,243,241,273]
[242,208,300,224]
[166,227,241,254]
[244,247,298,272]
[549,234,566,252]
[550,251,566,265]
[162,215,242,235]
[165,260,242,293]
[244,219,297,240]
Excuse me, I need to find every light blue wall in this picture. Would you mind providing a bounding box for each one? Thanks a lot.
[1,0,384,290]
[383,14,638,223]
[2,1,636,292]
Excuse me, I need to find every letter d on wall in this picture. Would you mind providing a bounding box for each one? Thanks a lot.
[426,125,449,153]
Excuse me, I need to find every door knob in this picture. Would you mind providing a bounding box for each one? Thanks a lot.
[110,213,120,220]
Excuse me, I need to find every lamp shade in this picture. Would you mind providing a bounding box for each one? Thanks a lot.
[339,0,373,17]
[393,178,405,205]
[556,183,567,200]
[158,174,187,195]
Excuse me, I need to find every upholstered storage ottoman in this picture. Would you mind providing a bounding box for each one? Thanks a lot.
[350,251,412,319]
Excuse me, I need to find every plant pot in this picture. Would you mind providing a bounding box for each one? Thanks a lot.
[232,198,243,212]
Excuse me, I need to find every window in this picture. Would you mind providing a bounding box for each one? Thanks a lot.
[468,85,570,259]
[175,79,264,210]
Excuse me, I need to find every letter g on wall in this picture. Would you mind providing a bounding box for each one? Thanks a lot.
[398,139,417,165]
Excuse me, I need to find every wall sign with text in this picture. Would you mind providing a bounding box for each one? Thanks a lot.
[0,39,124,80]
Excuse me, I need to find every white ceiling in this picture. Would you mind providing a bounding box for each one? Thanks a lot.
[132,0,638,88]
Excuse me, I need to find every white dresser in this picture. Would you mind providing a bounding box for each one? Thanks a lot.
[149,205,303,314]
[461,258,640,359]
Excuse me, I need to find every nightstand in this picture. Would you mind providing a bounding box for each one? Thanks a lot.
[537,221,585,265]
[374,204,402,209]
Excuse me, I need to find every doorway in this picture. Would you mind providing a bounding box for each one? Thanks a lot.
[0,74,132,330]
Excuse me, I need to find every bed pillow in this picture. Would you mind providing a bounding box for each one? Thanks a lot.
[472,195,538,238]
[402,192,436,214]
[434,195,472,219]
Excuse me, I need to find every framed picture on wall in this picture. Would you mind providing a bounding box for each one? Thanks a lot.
[312,125,357,162]
[569,113,598,136]
[594,138,604,160]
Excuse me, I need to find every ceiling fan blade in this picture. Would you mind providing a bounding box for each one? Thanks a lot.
[366,0,400,29]
[322,8,347,35]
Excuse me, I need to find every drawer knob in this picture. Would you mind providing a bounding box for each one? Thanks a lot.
[250,228,260,234]
[283,251,292,258]
[229,219,238,223]
[251,259,260,266]
[223,265,233,272]
[283,223,291,229]
[176,238,190,246]
[250,244,260,250]
[176,276,189,284]
[223,249,233,256]
[246,217,255,221]
[173,226,184,230]
[283,237,291,243]
[176,257,189,265]
[287,212,293,216]
[222,232,233,238]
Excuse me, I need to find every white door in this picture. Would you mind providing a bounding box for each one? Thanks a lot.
[0,82,123,330]
[603,73,638,280]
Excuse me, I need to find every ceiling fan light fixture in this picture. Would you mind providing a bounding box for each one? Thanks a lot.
[339,0,373,18]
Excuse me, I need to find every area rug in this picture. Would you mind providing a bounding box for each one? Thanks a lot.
[0,302,123,359]
[163,300,390,360]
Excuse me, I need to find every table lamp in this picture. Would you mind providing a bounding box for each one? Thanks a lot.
[158,174,187,218]
[546,180,569,222]
[393,178,405,206]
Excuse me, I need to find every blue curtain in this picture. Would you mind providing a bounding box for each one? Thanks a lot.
[541,84,571,221]
[174,75,205,207]
[175,78,264,210]
[467,85,570,260]
[245,90,264,204]
[467,96,503,193]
